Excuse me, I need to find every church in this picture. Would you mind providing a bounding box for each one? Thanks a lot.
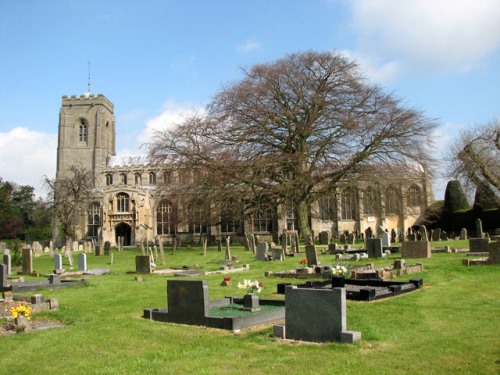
[56,92,434,246]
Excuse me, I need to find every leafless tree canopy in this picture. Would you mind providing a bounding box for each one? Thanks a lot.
[149,51,437,235]
[44,165,94,239]
[446,119,500,196]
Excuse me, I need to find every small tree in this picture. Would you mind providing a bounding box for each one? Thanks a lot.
[447,119,500,196]
[44,165,94,240]
[443,180,470,214]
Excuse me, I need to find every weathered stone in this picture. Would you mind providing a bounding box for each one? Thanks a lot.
[305,244,318,266]
[366,238,383,258]
[469,238,490,252]
[22,248,33,274]
[400,241,431,258]
[135,255,153,273]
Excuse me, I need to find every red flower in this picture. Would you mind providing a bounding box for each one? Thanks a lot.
[223,276,232,281]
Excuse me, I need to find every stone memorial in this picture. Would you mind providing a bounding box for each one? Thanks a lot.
[460,228,467,240]
[22,248,33,275]
[280,286,361,343]
[255,242,269,261]
[366,238,383,258]
[78,253,87,272]
[319,231,329,245]
[379,231,391,247]
[54,254,63,272]
[2,253,11,275]
[136,255,153,273]
[305,244,319,266]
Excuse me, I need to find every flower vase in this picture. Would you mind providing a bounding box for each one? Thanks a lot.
[242,293,260,312]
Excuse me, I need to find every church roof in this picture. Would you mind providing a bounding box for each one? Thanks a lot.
[107,155,150,167]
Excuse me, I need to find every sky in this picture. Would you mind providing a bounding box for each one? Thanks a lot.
[1,0,499,200]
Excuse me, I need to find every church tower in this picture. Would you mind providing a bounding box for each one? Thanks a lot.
[56,93,116,186]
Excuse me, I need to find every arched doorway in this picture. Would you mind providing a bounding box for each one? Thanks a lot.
[115,222,132,246]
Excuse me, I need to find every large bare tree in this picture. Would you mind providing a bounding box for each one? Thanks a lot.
[44,164,95,240]
[447,119,500,197]
[149,51,437,236]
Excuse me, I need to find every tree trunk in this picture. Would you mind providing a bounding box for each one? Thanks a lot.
[296,200,311,238]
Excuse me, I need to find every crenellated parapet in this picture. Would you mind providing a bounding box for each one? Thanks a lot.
[61,94,114,113]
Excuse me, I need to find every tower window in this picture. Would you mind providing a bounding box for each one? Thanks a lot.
[149,172,156,184]
[106,174,113,186]
[134,173,142,185]
[120,173,127,185]
[87,203,100,238]
[79,119,88,142]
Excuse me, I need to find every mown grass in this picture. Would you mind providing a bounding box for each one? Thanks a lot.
[1,240,499,375]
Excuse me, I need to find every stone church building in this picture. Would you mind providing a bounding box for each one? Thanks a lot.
[56,93,433,246]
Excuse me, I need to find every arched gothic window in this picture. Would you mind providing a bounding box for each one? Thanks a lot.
[79,119,88,142]
[363,187,380,215]
[87,202,100,238]
[157,200,176,235]
[385,186,402,215]
[116,193,130,212]
[406,184,422,207]
[340,187,358,220]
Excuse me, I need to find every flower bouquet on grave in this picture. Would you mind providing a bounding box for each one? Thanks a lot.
[237,279,263,295]
[298,258,307,268]
[221,276,232,286]
[10,302,32,331]
[330,263,349,277]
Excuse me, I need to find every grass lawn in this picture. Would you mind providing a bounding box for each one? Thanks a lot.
[1,240,499,375]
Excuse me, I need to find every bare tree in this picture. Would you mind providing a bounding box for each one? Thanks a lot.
[149,51,437,237]
[44,164,95,240]
[446,119,500,196]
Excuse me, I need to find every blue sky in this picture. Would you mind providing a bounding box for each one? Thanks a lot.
[1,0,499,199]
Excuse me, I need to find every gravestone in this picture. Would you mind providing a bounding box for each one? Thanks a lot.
[281,233,288,252]
[54,254,63,271]
[468,238,490,253]
[305,244,319,266]
[476,218,484,238]
[460,228,467,240]
[400,241,431,258]
[22,248,33,274]
[293,232,300,253]
[158,237,166,265]
[432,228,441,242]
[283,286,361,343]
[136,255,153,273]
[1,264,8,289]
[365,227,373,240]
[2,254,11,275]
[347,233,356,245]
[319,231,329,245]
[78,253,87,272]
[202,237,208,256]
[488,241,500,264]
[167,279,209,326]
[366,238,383,258]
[379,232,391,247]
[272,248,285,261]
[225,237,231,260]
[339,233,347,245]
[420,225,429,241]
[255,242,268,261]
[328,243,338,254]
[104,241,111,256]
[390,229,397,243]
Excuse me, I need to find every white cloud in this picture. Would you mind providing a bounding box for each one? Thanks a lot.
[339,49,402,84]
[236,40,261,54]
[136,100,205,146]
[350,0,500,72]
[0,127,57,197]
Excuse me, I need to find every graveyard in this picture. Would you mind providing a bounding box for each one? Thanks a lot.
[0,239,498,375]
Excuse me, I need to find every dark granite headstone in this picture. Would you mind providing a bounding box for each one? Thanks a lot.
[167,279,209,326]
[135,255,152,273]
[284,286,360,343]
[104,241,111,256]
[319,231,329,245]
[366,238,383,258]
